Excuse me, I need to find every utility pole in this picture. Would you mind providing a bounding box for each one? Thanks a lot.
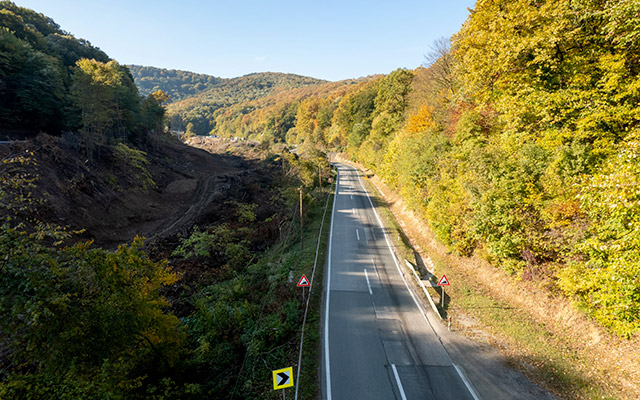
[318,164,322,187]
[299,188,304,250]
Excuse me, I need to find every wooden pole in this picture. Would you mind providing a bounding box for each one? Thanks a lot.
[299,188,303,250]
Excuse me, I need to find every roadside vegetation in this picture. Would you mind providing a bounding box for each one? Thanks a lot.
[154,146,331,399]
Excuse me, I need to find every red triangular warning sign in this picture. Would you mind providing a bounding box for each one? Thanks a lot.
[437,274,450,286]
[297,274,310,287]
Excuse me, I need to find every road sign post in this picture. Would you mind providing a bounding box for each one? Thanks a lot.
[437,274,450,309]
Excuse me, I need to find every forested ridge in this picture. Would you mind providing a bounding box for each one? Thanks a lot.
[181,77,376,141]
[0,2,167,137]
[127,65,221,102]
[166,72,327,136]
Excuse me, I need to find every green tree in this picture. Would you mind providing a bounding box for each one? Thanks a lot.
[184,122,196,138]
[0,29,65,131]
[71,58,140,138]
[0,232,183,399]
[0,135,184,400]
[140,89,169,133]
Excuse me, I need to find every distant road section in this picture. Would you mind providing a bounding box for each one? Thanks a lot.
[322,163,477,400]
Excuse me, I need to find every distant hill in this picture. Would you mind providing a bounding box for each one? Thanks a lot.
[182,77,375,141]
[166,72,328,135]
[127,65,221,102]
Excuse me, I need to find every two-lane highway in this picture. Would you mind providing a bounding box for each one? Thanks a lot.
[323,163,479,400]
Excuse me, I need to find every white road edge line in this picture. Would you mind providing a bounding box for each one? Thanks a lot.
[391,364,408,400]
[349,164,482,400]
[356,228,360,241]
[324,167,339,400]
[364,269,373,295]
[454,364,481,400]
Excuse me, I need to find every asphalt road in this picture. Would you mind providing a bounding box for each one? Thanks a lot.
[322,163,479,400]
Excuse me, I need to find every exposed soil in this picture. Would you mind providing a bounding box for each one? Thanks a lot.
[0,134,262,249]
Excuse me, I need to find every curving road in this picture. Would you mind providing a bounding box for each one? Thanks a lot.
[322,163,480,400]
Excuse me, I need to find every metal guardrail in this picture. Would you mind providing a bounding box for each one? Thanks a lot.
[404,259,442,319]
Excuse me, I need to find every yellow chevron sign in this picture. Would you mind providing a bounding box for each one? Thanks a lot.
[272,366,294,390]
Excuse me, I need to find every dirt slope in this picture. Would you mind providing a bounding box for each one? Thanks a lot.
[0,134,256,248]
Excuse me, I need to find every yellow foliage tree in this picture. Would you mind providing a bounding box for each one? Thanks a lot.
[150,89,170,105]
[406,104,435,133]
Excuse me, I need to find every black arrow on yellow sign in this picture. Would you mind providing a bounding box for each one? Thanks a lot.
[272,366,294,390]
[277,371,290,386]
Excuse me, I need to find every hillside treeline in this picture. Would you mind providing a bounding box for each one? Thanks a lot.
[192,78,373,142]
[0,1,165,138]
[284,0,637,337]
[128,65,221,101]
[165,72,328,135]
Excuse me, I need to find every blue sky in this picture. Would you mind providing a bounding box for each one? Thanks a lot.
[15,0,474,81]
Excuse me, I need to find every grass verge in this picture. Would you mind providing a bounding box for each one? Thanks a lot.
[263,180,334,399]
[297,184,333,400]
